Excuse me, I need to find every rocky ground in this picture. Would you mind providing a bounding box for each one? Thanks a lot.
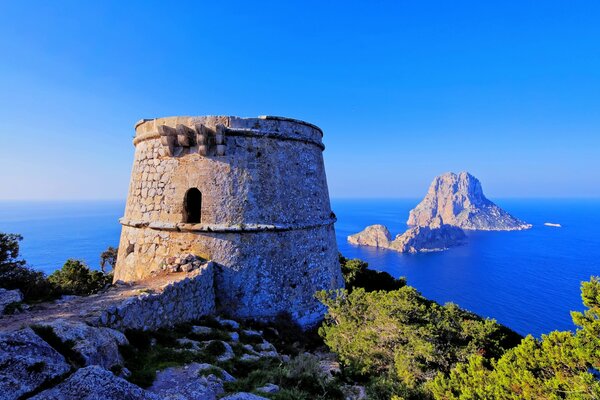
[0,311,363,400]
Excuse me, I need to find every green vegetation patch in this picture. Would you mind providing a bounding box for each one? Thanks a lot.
[340,254,406,293]
[2,301,23,315]
[0,233,114,302]
[204,340,226,357]
[428,276,600,399]
[223,354,344,400]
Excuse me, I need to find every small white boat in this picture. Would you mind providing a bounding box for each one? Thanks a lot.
[544,222,561,227]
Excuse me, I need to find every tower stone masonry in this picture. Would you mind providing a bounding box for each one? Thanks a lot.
[114,115,344,326]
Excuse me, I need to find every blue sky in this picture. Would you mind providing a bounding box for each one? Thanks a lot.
[0,1,599,200]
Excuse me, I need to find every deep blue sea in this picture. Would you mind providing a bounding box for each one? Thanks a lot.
[0,199,598,337]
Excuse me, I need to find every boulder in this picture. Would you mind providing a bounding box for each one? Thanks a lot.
[0,288,23,314]
[39,319,128,369]
[407,171,531,231]
[148,362,232,400]
[221,393,269,400]
[0,328,71,400]
[347,224,392,248]
[256,383,280,393]
[191,325,212,335]
[216,318,240,330]
[30,365,159,400]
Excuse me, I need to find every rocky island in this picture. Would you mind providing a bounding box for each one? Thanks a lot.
[348,171,531,253]
[348,218,467,253]
[408,172,531,231]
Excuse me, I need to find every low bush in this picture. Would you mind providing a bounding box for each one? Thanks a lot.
[48,259,111,296]
[0,233,113,301]
[0,233,57,302]
[317,285,521,396]
[428,277,600,399]
[339,254,406,292]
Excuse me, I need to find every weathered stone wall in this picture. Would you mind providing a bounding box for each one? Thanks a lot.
[114,115,344,327]
[100,264,215,331]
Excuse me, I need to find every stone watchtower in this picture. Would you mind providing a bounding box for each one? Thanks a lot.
[114,115,344,326]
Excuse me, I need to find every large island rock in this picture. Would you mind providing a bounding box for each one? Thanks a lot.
[407,171,531,231]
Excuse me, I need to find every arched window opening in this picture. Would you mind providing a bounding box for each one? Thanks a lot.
[183,188,202,223]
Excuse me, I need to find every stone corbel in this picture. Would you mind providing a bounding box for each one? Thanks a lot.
[215,124,226,156]
[195,124,209,156]
[176,124,195,147]
[157,125,177,156]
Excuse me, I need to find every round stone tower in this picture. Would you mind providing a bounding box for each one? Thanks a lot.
[114,115,344,326]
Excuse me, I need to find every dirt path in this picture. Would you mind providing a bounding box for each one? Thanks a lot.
[0,272,190,332]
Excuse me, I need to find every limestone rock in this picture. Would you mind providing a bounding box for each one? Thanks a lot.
[30,365,159,400]
[221,393,269,400]
[256,383,280,393]
[389,224,467,253]
[347,222,466,253]
[0,328,71,400]
[39,319,128,369]
[148,362,231,400]
[0,288,23,314]
[217,317,240,330]
[347,224,392,248]
[342,385,367,400]
[407,172,531,231]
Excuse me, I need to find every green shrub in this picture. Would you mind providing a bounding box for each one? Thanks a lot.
[48,259,111,296]
[205,340,226,356]
[1,233,112,301]
[339,254,406,292]
[317,286,521,388]
[0,232,57,302]
[249,312,324,355]
[223,355,344,399]
[2,301,23,315]
[99,246,118,274]
[429,277,600,399]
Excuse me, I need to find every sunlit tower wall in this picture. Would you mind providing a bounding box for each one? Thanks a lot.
[114,115,344,326]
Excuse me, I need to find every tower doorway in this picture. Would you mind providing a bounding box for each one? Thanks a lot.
[183,188,202,223]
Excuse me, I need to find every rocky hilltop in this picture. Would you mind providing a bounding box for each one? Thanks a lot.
[348,218,466,254]
[407,172,531,231]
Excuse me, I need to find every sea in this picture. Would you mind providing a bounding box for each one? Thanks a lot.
[0,199,598,337]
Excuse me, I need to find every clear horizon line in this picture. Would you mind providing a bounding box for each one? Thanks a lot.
[1,196,600,202]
